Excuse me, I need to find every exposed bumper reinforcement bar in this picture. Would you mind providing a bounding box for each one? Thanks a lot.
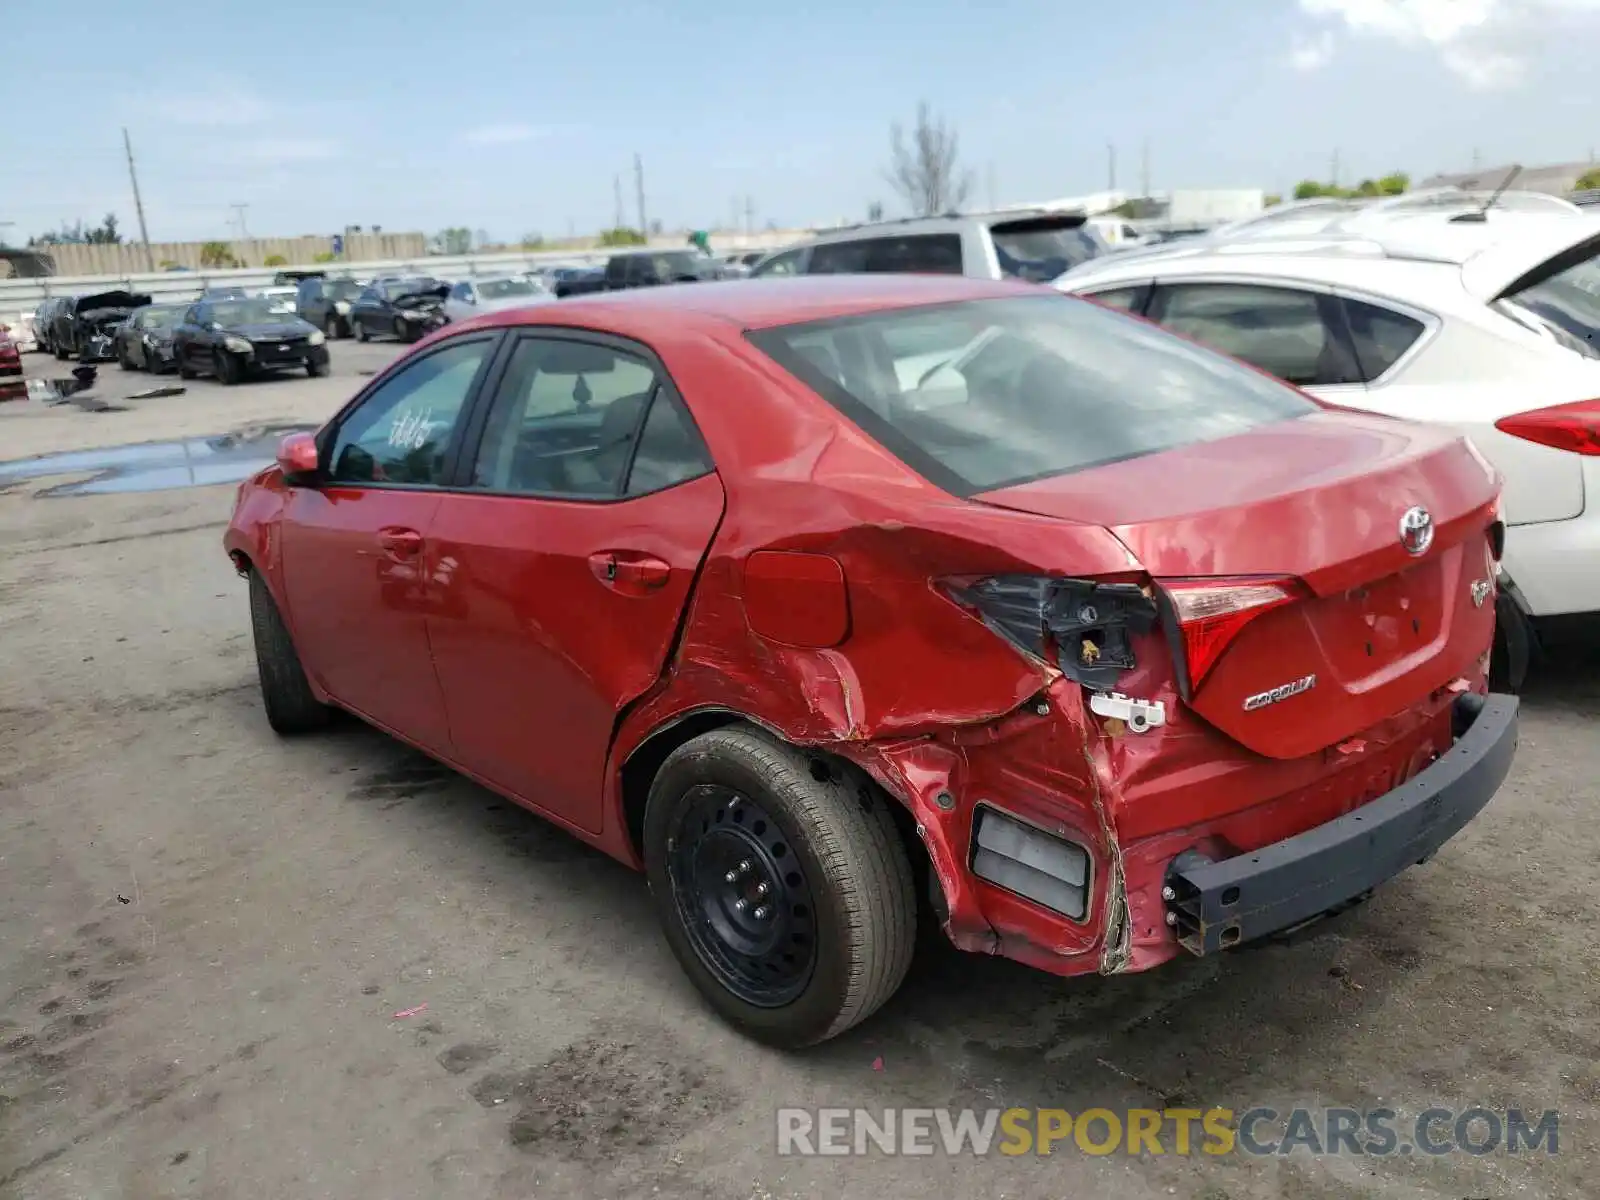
[1164,692,1519,956]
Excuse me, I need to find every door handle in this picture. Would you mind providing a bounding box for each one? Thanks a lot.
[377,527,424,559]
[588,551,671,591]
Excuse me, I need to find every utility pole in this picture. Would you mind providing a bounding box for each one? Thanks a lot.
[1107,143,1116,192]
[634,153,647,240]
[1140,139,1150,199]
[986,161,996,210]
[1471,146,1482,170]
[1330,149,1340,188]
[613,175,624,231]
[743,196,755,236]
[228,203,250,239]
[122,127,155,272]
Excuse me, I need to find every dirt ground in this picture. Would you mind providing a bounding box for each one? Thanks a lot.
[1,342,1596,1199]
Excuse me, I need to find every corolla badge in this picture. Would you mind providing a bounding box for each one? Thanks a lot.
[1243,673,1317,712]
[1399,506,1434,555]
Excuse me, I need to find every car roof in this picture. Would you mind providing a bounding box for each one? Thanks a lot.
[451,274,1037,336]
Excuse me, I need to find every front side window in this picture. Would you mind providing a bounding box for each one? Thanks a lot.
[747,295,1316,495]
[1150,283,1356,387]
[477,277,539,300]
[327,339,492,486]
[752,247,805,276]
[808,240,872,274]
[468,337,662,497]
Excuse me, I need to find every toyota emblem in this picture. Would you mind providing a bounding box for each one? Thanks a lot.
[1398,506,1434,556]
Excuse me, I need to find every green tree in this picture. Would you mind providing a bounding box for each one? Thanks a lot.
[85,214,122,244]
[1576,167,1600,191]
[312,251,336,263]
[599,227,646,246]
[437,227,473,255]
[200,241,239,268]
[519,232,545,249]
[263,254,288,267]
[1293,179,1334,200]
[1377,172,1410,196]
[1264,193,1283,208]
[867,201,884,222]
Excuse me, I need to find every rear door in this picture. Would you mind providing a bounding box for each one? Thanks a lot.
[424,331,725,833]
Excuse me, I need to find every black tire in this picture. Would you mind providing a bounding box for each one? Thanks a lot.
[642,727,916,1048]
[54,342,69,360]
[325,314,340,340]
[1489,592,1531,694]
[393,316,410,342]
[306,358,328,378]
[118,344,135,370]
[178,350,197,380]
[248,571,332,735]
[215,350,243,385]
[354,317,369,342]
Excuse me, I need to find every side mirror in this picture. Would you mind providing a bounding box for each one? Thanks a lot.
[277,432,320,483]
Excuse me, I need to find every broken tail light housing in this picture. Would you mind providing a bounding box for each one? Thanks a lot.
[1160,577,1305,695]
[1493,398,1600,456]
[947,574,1159,690]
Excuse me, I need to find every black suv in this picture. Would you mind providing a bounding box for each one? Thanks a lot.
[296,276,367,339]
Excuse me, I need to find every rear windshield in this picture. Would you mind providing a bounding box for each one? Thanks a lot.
[211,300,290,325]
[142,307,183,329]
[479,277,540,299]
[382,278,439,299]
[1499,244,1600,360]
[326,280,363,300]
[988,218,1104,283]
[746,294,1316,495]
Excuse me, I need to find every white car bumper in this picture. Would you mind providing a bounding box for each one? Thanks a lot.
[1502,456,1600,618]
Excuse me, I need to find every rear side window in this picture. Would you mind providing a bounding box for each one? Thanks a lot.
[1343,298,1426,381]
[807,235,963,276]
[1499,245,1600,361]
[1150,283,1358,387]
[1084,286,1148,314]
[746,294,1316,495]
[752,247,805,276]
[989,217,1103,282]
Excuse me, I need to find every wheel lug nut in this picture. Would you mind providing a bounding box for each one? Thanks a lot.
[734,898,748,912]
[753,905,770,920]
[738,860,752,874]
[755,882,770,897]
[1165,911,1178,926]
[724,869,739,883]
[1161,885,1176,902]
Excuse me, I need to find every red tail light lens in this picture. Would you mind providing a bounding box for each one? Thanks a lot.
[1161,577,1304,692]
[1494,399,1600,456]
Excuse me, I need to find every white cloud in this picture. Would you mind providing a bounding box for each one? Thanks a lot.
[142,80,274,127]
[1288,31,1336,70]
[1295,0,1600,88]
[463,123,541,145]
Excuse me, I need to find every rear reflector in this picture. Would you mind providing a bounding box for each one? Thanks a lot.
[971,806,1090,920]
[1161,577,1303,693]
[1494,398,1600,456]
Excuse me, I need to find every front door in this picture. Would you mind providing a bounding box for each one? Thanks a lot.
[424,333,725,833]
[279,334,500,751]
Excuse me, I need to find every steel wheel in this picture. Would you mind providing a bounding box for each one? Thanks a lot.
[666,783,819,1007]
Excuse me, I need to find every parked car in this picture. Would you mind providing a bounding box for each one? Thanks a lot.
[50,290,152,362]
[253,285,302,313]
[113,302,189,373]
[1053,211,1600,689]
[297,276,367,338]
[201,287,249,301]
[553,249,721,297]
[226,274,1515,1048]
[33,298,68,355]
[719,250,771,279]
[442,274,553,323]
[538,265,598,292]
[172,296,329,384]
[750,211,1109,283]
[348,277,449,342]
[0,331,19,376]
[3,313,38,353]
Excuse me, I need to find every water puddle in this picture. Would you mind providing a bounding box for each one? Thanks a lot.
[0,423,318,496]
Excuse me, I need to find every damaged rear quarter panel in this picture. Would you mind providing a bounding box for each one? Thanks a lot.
[610,332,1144,969]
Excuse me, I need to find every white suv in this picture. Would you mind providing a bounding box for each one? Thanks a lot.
[751,211,1109,284]
[1053,209,1600,688]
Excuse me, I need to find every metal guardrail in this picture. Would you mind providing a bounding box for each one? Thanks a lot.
[0,237,800,315]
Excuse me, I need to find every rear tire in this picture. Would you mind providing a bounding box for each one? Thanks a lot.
[354,319,369,342]
[392,316,410,342]
[325,314,340,340]
[248,571,332,735]
[306,358,328,378]
[215,350,243,385]
[1489,592,1531,694]
[642,727,916,1048]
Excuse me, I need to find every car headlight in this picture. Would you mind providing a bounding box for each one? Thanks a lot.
[307,330,326,346]
[223,335,253,354]
[334,301,350,314]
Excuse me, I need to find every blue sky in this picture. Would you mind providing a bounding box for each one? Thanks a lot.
[3,0,1598,244]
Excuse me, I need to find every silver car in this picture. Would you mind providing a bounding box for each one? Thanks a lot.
[749,211,1109,282]
[443,274,555,324]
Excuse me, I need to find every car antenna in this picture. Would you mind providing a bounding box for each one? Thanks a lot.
[1452,164,1521,223]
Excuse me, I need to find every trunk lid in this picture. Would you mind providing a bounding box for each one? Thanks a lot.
[977,410,1500,757]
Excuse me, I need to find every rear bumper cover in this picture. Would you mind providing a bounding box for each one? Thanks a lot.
[1164,692,1518,955]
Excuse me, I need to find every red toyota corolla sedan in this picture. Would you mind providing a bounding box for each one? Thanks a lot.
[225,275,1518,1047]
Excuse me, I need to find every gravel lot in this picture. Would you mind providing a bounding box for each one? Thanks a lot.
[1,338,1596,1199]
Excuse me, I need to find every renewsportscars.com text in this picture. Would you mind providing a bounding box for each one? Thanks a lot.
[775,1106,1559,1158]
